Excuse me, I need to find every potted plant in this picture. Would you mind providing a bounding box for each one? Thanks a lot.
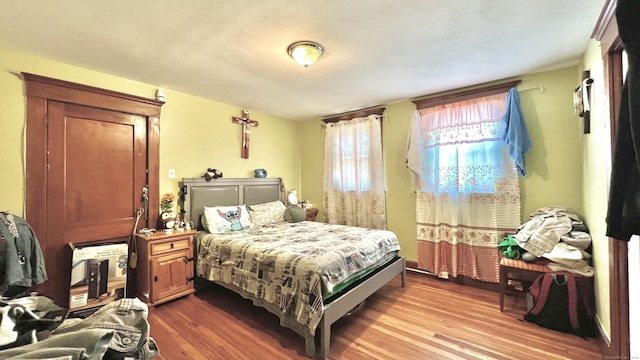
[159,193,176,229]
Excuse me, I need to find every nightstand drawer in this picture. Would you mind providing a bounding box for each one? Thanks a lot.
[151,237,191,255]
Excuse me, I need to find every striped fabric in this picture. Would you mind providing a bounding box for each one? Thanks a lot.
[416,191,521,283]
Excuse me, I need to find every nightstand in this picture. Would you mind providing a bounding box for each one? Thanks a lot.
[135,229,195,306]
[306,208,319,221]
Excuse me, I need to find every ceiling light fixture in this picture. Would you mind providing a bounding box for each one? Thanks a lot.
[287,41,324,68]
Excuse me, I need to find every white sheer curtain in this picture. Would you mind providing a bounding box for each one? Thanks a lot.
[406,92,521,282]
[323,115,386,229]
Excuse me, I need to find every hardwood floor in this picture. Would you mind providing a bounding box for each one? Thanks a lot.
[146,271,603,359]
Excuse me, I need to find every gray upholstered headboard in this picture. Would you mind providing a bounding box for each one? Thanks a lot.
[180,177,284,230]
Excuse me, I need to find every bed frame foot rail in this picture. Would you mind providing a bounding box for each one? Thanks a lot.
[309,256,406,359]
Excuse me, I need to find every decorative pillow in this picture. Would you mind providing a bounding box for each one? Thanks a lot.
[247,200,286,226]
[200,214,208,231]
[284,206,307,223]
[203,205,252,233]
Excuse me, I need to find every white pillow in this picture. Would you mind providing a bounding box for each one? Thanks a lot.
[247,200,286,226]
[203,205,252,233]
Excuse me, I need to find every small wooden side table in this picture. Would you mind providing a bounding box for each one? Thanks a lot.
[135,229,196,306]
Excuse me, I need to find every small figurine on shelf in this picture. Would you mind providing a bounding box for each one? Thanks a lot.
[174,214,181,230]
[160,193,176,230]
[203,168,223,181]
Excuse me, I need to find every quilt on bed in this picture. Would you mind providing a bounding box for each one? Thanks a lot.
[196,221,401,336]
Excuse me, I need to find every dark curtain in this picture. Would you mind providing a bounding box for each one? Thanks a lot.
[606,0,640,241]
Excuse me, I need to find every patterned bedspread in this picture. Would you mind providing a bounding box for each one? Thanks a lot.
[196,221,400,336]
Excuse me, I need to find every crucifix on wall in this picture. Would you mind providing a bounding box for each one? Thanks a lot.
[232,109,259,159]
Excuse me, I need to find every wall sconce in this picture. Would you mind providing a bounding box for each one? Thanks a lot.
[573,70,594,134]
[287,41,324,68]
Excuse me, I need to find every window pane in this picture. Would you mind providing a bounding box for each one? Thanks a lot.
[331,126,371,191]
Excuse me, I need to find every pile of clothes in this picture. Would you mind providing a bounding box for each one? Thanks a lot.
[0,296,158,359]
[499,207,593,277]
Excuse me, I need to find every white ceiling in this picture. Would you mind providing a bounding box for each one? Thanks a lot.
[0,0,606,121]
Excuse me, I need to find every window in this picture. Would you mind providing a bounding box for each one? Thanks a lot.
[408,82,524,283]
[422,122,508,195]
[328,121,373,191]
[414,93,512,196]
[322,113,387,229]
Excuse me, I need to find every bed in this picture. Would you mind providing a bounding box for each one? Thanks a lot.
[180,177,406,359]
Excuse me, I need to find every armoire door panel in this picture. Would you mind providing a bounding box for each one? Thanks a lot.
[48,103,147,244]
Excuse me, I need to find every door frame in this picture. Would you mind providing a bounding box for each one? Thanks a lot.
[23,73,163,299]
[592,0,630,358]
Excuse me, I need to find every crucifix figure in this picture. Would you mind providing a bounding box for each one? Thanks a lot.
[232,109,259,159]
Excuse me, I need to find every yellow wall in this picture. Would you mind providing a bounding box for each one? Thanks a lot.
[0,47,301,217]
[301,66,585,262]
[155,89,302,198]
[579,38,613,339]
[518,69,586,215]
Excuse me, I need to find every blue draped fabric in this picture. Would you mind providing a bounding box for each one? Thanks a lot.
[501,87,532,176]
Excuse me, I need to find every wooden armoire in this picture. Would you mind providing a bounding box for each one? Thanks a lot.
[23,73,163,306]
